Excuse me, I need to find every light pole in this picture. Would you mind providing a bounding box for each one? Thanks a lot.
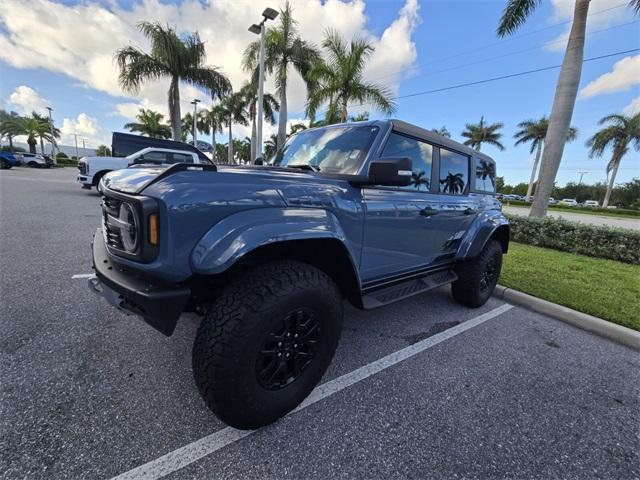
[191,99,201,146]
[72,133,80,160]
[45,107,57,163]
[249,6,278,163]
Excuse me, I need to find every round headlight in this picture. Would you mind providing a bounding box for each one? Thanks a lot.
[118,203,139,253]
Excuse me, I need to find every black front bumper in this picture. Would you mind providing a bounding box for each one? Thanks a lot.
[90,229,190,336]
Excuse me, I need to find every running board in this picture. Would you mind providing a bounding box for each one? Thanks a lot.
[361,268,457,309]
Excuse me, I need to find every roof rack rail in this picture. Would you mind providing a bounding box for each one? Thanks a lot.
[136,162,217,193]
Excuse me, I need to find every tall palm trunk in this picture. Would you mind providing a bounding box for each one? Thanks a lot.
[277,80,288,151]
[210,125,216,163]
[168,76,181,141]
[228,122,233,164]
[28,137,36,154]
[251,117,257,162]
[526,141,543,201]
[602,150,623,208]
[530,0,589,217]
[39,136,45,155]
[8,136,13,150]
[340,98,348,123]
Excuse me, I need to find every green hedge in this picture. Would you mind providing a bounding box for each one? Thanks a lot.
[55,157,78,166]
[506,214,640,265]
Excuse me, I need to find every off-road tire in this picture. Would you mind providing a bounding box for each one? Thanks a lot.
[451,239,502,308]
[192,260,343,429]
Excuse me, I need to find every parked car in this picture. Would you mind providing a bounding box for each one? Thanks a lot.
[188,139,213,152]
[22,153,52,168]
[515,195,525,201]
[558,198,578,207]
[77,147,208,191]
[548,197,557,205]
[582,200,599,208]
[0,151,22,169]
[501,194,517,201]
[88,119,509,429]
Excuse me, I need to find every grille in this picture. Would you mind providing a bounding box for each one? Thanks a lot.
[78,163,87,175]
[102,195,124,250]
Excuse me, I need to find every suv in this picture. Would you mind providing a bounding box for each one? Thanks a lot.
[0,151,22,169]
[22,152,53,168]
[583,200,599,208]
[77,147,206,191]
[88,120,509,429]
[559,198,578,207]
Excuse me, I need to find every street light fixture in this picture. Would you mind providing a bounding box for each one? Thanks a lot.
[191,99,201,145]
[249,6,279,163]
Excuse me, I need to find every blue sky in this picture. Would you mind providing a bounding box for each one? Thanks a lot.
[1,0,639,186]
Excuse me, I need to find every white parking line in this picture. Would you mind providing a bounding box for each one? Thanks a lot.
[110,303,513,480]
[0,175,73,184]
[72,273,95,279]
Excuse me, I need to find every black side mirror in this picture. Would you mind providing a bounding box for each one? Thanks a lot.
[367,157,413,186]
[254,157,264,165]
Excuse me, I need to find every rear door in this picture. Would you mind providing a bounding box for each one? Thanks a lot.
[360,133,479,282]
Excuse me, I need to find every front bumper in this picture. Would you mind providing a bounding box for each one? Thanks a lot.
[89,229,190,336]
[77,174,92,186]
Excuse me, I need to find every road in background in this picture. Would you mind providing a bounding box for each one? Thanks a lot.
[503,205,640,230]
[1,167,638,480]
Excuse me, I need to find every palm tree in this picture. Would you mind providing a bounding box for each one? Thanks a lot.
[124,109,171,139]
[180,111,209,142]
[239,81,279,161]
[4,114,52,153]
[306,30,395,124]
[440,172,465,194]
[349,112,370,122]
[475,159,496,191]
[514,116,577,201]
[242,2,320,150]
[96,145,111,156]
[264,134,279,160]
[0,110,20,150]
[497,0,595,217]
[461,117,505,151]
[199,105,225,162]
[586,113,640,208]
[32,112,60,154]
[288,122,308,135]
[432,126,451,138]
[115,22,231,141]
[411,171,430,191]
[218,92,249,163]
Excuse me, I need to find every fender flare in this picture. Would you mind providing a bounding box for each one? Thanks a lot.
[190,207,359,276]
[456,210,510,260]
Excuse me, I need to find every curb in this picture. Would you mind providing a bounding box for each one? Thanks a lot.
[493,285,640,351]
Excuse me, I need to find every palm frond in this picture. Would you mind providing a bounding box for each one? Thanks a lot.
[497,0,542,37]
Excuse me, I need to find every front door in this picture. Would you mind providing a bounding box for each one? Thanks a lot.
[359,133,477,283]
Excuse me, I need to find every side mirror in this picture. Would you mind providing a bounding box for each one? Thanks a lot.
[254,157,264,165]
[366,157,413,186]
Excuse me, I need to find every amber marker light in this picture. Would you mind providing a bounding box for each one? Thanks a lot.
[149,214,159,246]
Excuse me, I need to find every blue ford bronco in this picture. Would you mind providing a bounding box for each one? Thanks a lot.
[89,120,508,429]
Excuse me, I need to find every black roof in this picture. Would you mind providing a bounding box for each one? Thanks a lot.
[111,132,211,163]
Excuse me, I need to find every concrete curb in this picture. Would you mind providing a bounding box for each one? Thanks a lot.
[493,285,640,350]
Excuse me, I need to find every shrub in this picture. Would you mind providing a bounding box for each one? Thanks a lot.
[506,214,640,265]
[56,151,69,159]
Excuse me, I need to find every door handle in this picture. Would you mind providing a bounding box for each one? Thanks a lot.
[420,207,439,217]
[463,207,477,215]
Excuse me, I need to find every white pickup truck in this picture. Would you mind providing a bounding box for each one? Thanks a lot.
[77,147,207,191]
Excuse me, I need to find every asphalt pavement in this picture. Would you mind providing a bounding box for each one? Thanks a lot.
[502,205,640,231]
[1,167,638,480]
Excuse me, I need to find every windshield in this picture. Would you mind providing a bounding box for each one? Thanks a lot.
[270,125,379,174]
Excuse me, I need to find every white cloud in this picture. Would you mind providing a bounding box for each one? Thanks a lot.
[60,113,112,147]
[580,55,640,98]
[545,0,630,52]
[623,96,640,115]
[8,85,50,115]
[0,0,419,128]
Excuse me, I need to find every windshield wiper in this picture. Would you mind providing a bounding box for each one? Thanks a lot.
[287,164,320,172]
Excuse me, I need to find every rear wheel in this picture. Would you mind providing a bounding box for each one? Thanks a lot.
[192,260,343,429]
[451,239,502,308]
[0,159,11,169]
[28,161,39,168]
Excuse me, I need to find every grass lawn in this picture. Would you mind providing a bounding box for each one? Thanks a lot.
[500,242,640,331]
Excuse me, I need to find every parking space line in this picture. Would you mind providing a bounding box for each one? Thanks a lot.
[0,175,72,184]
[72,273,95,279]
[110,303,513,480]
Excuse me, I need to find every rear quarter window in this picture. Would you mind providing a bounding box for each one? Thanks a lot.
[473,157,496,193]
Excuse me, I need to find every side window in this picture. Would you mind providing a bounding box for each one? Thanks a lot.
[474,157,496,192]
[381,132,432,192]
[172,153,194,164]
[439,148,469,195]
[139,151,170,164]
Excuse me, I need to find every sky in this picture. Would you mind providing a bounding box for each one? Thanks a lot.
[0,0,639,186]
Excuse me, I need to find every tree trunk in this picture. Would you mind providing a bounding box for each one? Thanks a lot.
[340,98,348,123]
[277,80,288,152]
[228,123,233,164]
[530,0,589,218]
[39,136,45,155]
[168,76,181,141]
[28,137,36,154]
[210,125,216,163]
[526,141,543,201]
[602,152,622,208]
[8,136,13,150]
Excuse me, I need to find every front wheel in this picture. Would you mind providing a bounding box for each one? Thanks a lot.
[0,159,11,169]
[192,260,343,429]
[451,239,503,308]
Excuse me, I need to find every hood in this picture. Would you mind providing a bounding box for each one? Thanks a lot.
[102,166,166,194]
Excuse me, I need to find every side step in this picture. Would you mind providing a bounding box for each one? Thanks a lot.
[361,268,457,309]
